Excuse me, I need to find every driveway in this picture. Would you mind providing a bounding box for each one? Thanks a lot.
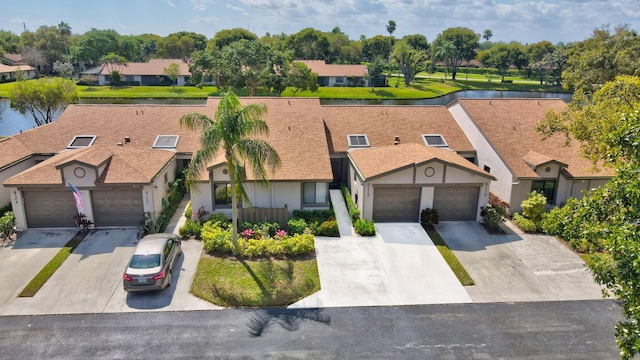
[0,229,77,315]
[292,223,471,308]
[436,221,605,302]
[7,229,217,315]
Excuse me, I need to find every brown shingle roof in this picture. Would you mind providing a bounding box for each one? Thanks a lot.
[0,137,33,171]
[455,99,614,179]
[1,53,25,64]
[322,105,475,153]
[0,63,35,74]
[55,145,113,168]
[348,143,493,180]
[4,145,175,186]
[295,60,367,77]
[99,59,190,76]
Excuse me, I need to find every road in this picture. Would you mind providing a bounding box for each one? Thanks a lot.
[0,300,621,359]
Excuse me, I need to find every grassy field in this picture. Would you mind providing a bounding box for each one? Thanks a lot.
[0,75,566,100]
[190,255,320,307]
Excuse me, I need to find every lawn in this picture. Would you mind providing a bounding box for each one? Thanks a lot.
[423,224,475,286]
[191,255,320,307]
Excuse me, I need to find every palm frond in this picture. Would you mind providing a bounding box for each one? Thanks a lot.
[234,139,282,188]
[179,112,214,130]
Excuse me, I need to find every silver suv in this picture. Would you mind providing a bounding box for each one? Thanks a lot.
[123,233,182,292]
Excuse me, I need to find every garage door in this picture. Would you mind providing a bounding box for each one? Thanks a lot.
[23,190,77,228]
[373,187,420,222]
[91,190,144,227]
[433,186,479,221]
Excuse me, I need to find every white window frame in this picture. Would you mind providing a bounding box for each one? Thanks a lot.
[67,135,97,149]
[347,134,370,148]
[422,134,448,147]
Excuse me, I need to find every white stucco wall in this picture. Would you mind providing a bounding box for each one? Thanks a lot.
[147,159,177,216]
[448,103,514,204]
[272,182,301,215]
[190,181,213,217]
[0,158,37,207]
[510,180,533,213]
[60,165,98,187]
[419,186,434,211]
[7,187,26,230]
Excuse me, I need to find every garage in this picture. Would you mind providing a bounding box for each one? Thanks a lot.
[23,189,77,228]
[91,189,144,227]
[373,187,420,222]
[433,186,480,221]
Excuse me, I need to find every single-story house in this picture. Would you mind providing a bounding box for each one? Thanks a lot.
[98,59,191,86]
[0,53,27,66]
[0,63,37,82]
[448,98,614,213]
[295,60,370,87]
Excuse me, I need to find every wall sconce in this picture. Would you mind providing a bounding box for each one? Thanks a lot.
[13,191,19,204]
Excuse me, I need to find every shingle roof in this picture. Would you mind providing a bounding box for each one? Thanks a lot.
[0,63,35,74]
[348,143,493,180]
[4,145,175,186]
[0,137,33,171]
[1,53,25,65]
[322,105,475,153]
[295,60,367,77]
[455,99,614,179]
[99,59,190,76]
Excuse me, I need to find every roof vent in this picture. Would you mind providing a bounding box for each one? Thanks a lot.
[124,136,131,143]
[394,136,400,145]
[348,134,370,148]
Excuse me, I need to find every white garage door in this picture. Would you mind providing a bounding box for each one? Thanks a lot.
[373,187,420,222]
[23,189,77,228]
[433,186,479,221]
[91,190,144,227]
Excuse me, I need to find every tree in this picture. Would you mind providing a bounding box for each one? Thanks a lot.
[286,28,329,60]
[366,56,386,90]
[433,40,456,80]
[479,43,526,82]
[362,35,393,62]
[73,29,122,65]
[402,34,429,52]
[288,62,318,96]
[53,60,74,78]
[385,20,397,37]
[10,77,79,126]
[163,62,181,89]
[21,46,46,77]
[392,40,427,86]
[100,52,128,86]
[179,92,281,254]
[57,21,72,56]
[482,29,493,42]
[432,27,479,80]
[0,30,20,54]
[209,28,257,49]
[79,74,98,89]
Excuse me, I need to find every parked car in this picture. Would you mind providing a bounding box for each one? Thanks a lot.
[122,233,182,292]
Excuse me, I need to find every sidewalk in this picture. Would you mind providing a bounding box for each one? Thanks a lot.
[329,189,353,236]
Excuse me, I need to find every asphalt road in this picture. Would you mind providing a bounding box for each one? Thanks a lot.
[0,300,622,359]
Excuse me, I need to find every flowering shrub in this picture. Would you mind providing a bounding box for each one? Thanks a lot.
[241,228,255,239]
[192,206,210,223]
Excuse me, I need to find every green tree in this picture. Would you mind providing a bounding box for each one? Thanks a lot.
[482,29,493,42]
[73,29,122,65]
[432,27,479,80]
[179,92,281,254]
[392,40,427,86]
[362,35,393,62]
[385,20,397,37]
[9,77,78,126]
[0,30,21,54]
[479,43,526,82]
[286,28,329,60]
[366,56,386,90]
[157,32,205,62]
[163,62,181,89]
[288,62,318,96]
[209,28,257,49]
[402,34,429,52]
[57,21,72,56]
[433,40,456,80]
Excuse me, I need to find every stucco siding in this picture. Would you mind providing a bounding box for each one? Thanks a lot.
[369,167,414,184]
[0,158,37,207]
[510,180,533,213]
[415,163,446,184]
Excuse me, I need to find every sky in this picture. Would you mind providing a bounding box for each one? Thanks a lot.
[1,0,639,45]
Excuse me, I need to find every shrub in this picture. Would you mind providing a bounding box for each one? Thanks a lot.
[488,193,510,215]
[513,213,538,233]
[179,219,202,238]
[420,208,439,226]
[201,222,234,253]
[193,206,209,223]
[281,233,315,255]
[315,220,338,236]
[521,191,547,224]
[0,203,13,216]
[292,209,334,224]
[184,201,192,219]
[354,219,376,236]
[0,211,15,240]
[207,212,229,224]
[287,218,308,235]
[480,206,505,231]
[340,185,360,223]
[541,197,604,253]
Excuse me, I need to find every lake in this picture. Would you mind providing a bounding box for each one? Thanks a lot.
[0,91,572,137]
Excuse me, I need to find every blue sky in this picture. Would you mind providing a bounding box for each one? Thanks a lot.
[1,0,639,44]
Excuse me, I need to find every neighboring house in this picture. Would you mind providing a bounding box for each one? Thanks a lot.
[295,60,369,87]
[448,99,614,213]
[98,59,191,86]
[0,53,27,66]
[0,63,37,82]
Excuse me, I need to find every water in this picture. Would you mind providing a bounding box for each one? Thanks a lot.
[0,91,572,137]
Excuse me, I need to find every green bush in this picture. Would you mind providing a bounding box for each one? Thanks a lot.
[201,221,234,253]
[340,184,360,223]
[0,203,12,217]
[420,208,439,225]
[315,220,339,237]
[0,211,15,240]
[354,219,376,236]
[207,212,229,224]
[480,206,505,231]
[281,233,315,255]
[292,209,335,223]
[184,202,192,220]
[521,191,547,224]
[287,218,308,235]
[178,219,202,238]
[541,197,604,253]
[513,213,538,233]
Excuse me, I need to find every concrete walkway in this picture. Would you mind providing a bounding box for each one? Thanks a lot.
[329,189,353,236]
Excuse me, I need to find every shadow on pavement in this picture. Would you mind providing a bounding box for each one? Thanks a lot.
[247,308,332,337]
[125,252,184,309]
[436,221,523,252]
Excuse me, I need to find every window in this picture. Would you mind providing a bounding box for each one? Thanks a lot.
[303,183,328,205]
[422,134,448,147]
[67,135,97,149]
[335,77,344,83]
[483,165,491,173]
[153,135,179,149]
[532,180,556,204]
[348,134,370,148]
[214,183,232,206]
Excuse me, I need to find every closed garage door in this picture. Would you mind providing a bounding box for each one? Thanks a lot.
[433,186,479,221]
[92,190,144,227]
[373,187,420,222]
[23,190,77,228]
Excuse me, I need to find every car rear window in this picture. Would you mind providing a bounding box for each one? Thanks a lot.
[129,254,161,269]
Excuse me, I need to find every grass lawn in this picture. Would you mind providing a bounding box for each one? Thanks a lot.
[191,255,320,307]
[18,231,87,297]
[423,224,475,286]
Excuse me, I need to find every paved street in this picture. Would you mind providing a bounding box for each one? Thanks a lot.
[0,300,622,359]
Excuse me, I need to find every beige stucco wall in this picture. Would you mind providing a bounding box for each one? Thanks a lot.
[0,158,38,208]
[60,164,98,187]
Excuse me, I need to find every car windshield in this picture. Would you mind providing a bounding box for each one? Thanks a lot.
[129,254,161,269]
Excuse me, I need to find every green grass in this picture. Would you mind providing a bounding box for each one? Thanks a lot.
[423,224,475,286]
[191,255,320,307]
[18,231,87,297]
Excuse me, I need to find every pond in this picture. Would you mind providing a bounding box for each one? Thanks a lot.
[0,90,572,137]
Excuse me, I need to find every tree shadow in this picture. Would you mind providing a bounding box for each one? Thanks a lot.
[169,88,185,94]
[371,89,396,98]
[247,308,331,337]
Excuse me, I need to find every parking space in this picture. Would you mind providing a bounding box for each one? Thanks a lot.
[437,221,604,303]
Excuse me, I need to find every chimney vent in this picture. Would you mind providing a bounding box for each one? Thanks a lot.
[394,136,400,145]
[124,136,131,143]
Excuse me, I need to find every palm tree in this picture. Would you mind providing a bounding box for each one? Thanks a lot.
[434,41,456,80]
[57,22,72,57]
[385,20,397,37]
[180,92,281,254]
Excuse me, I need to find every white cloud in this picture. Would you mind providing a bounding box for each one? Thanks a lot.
[191,0,215,11]
[165,0,175,7]
[190,16,218,24]
[226,4,243,11]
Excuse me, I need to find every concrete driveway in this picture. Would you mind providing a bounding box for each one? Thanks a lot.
[7,229,217,315]
[436,221,605,302]
[0,229,77,315]
[292,223,472,308]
